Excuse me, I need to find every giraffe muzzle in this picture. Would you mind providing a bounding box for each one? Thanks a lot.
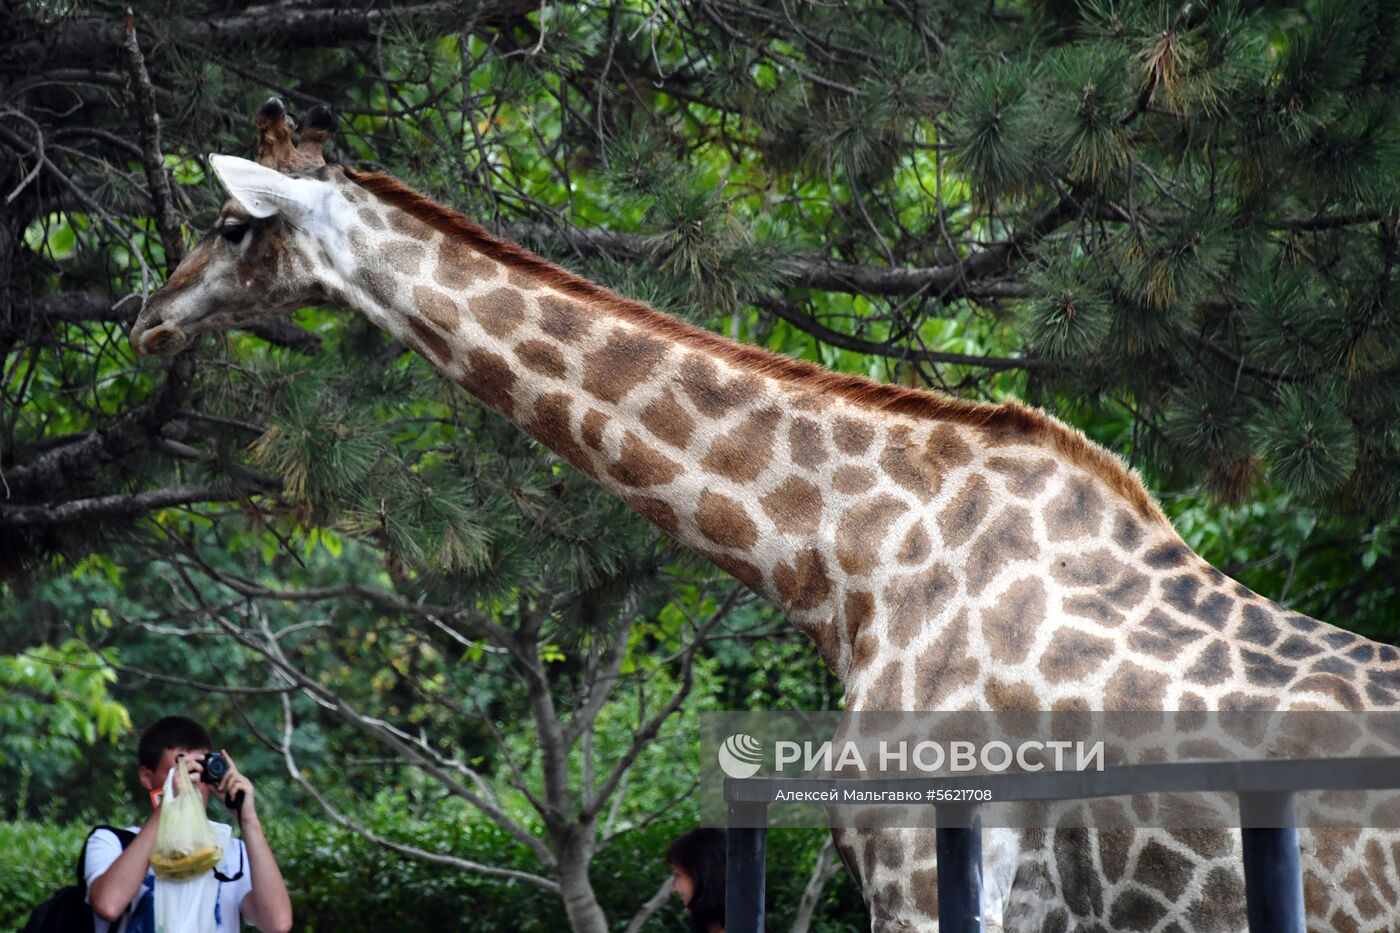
[131,320,189,357]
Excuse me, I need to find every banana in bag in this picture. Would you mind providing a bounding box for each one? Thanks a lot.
[150,757,223,880]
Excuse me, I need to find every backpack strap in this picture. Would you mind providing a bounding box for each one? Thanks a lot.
[75,825,138,890]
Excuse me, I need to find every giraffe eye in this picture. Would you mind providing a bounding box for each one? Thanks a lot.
[219,222,249,245]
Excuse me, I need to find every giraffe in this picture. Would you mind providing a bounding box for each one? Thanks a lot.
[128,100,1400,931]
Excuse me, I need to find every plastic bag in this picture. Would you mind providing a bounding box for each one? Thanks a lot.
[150,757,222,880]
[153,822,229,933]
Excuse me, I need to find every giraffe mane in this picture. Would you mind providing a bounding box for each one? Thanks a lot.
[347,168,1170,526]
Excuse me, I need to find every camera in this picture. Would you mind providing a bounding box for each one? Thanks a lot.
[200,752,231,786]
[199,752,244,813]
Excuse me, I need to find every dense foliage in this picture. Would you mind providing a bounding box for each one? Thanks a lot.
[0,815,862,932]
[2,0,1397,929]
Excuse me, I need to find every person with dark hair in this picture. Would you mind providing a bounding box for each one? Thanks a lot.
[667,827,726,933]
[84,715,292,933]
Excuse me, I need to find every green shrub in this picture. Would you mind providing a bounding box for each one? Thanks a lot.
[1,817,863,931]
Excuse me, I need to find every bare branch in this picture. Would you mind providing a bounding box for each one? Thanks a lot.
[9,1,541,69]
[0,482,258,526]
[278,694,560,892]
[755,297,1052,373]
[121,9,183,268]
[580,586,742,822]
[622,875,675,933]
[791,833,842,933]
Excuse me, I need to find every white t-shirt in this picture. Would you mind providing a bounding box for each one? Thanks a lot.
[84,823,252,933]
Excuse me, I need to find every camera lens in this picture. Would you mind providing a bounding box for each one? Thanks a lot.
[202,752,229,784]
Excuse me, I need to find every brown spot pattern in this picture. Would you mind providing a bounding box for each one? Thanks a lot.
[696,490,758,550]
[434,237,497,288]
[884,562,956,648]
[897,522,932,565]
[628,495,679,535]
[981,578,1047,664]
[459,348,515,416]
[832,466,876,494]
[1294,673,1364,711]
[845,591,877,671]
[1128,610,1208,659]
[987,455,1057,497]
[640,391,695,450]
[1063,594,1126,628]
[1112,510,1145,551]
[913,611,980,708]
[583,329,669,404]
[679,355,760,416]
[607,432,682,488]
[967,508,1036,597]
[836,495,907,576]
[926,424,974,469]
[701,549,764,592]
[473,287,527,338]
[1133,840,1193,900]
[505,265,536,289]
[581,410,608,450]
[700,406,781,482]
[408,317,452,365]
[413,285,461,332]
[865,660,905,708]
[1185,639,1232,685]
[759,477,823,535]
[1039,630,1116,684]
[1045,474,1105,540]
[514,339,568,378]
[1105,662,1170,710]
[938,475,994,549]
[773,549,832,610]
[539,296,591,341]
[388,209,435,240]
[1186,866,1247,930]
[832,416,875,454]
[788,417,828,468]
[354,263,398,309]
[527,393,589,471]
[384,239,424,274]
[879,426,942,501]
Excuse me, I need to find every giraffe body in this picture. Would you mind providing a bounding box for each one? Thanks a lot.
[129,107,1400,932]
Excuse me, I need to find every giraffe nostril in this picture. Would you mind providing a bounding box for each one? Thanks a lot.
[133,321,187,357]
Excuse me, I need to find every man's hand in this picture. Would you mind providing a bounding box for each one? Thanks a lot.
[213,750,293,933]
[216,748,257,822]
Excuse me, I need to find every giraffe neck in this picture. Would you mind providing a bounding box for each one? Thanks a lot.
[330,172,1283,696]
[328,182,878,662]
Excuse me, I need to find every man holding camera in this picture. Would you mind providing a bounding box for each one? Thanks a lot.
[85,716,293,933]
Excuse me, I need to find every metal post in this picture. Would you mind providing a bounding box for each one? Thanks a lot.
[1239,791,1304,933]
[935,802,984,933]
[726,800,767,933]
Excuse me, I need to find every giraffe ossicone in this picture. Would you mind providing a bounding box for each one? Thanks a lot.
[129,101,1400,932]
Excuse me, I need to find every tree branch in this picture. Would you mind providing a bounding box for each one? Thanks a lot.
[579,586,741,823]
[278,694,560,892]
[8,1,540,70]
[756,297,1052,372]
[507,221,1043,300]
[0,483,249,526]
[121,9,183,269]
[8,292,322,353]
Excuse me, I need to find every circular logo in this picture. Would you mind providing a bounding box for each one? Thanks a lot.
[718,733,763,779]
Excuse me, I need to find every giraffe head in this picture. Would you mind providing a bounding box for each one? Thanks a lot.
[131,99,348,356]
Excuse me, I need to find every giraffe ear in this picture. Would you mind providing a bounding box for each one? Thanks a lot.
[208,154,320,224]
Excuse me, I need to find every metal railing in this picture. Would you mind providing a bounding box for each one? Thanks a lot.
[723,756,1400,933]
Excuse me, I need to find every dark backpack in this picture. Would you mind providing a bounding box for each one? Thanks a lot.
[20,825,137,933]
